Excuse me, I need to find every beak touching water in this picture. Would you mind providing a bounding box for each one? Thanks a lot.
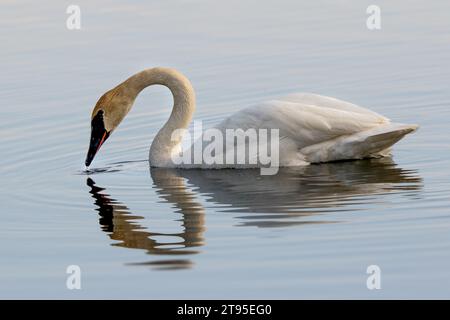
[85,110,110,167]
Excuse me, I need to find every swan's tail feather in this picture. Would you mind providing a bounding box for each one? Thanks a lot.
[301,123,419,163]
[361,123,418,158]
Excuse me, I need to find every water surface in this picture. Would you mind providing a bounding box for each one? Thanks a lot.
[1,0,450,298]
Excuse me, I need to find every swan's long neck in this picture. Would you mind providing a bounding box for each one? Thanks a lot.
[124,68,195,166]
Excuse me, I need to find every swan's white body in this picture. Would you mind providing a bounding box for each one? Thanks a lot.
[87,68,418,169]
[204,93,418,167]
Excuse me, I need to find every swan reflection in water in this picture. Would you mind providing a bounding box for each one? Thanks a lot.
[87,158,422,270]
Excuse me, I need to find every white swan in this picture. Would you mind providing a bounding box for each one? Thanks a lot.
[85,67,418,169]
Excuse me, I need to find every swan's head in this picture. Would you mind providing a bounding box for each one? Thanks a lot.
[85,86,134,167]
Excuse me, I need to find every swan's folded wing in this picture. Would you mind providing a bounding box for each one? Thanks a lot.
[280,93,388,120]
[215,100,390,149]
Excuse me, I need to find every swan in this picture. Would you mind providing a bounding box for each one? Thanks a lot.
[85,67,418,171]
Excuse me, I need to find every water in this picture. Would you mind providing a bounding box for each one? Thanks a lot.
[1,0,450,298]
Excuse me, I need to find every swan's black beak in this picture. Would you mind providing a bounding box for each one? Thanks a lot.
[85,110,110,167]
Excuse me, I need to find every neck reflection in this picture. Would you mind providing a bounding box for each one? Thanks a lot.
[87,169,206,270]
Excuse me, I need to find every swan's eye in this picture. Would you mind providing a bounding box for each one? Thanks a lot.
[95,110,104,120]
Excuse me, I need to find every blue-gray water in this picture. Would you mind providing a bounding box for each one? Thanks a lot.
[1,0,450,298]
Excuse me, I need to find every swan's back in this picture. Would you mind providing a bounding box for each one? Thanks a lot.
[215,93,389,148]
[280,93,387,118]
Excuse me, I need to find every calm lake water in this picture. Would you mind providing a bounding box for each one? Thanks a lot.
[1,0,450,298]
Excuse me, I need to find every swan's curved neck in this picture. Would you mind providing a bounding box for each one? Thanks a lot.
[124,68,195,166]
